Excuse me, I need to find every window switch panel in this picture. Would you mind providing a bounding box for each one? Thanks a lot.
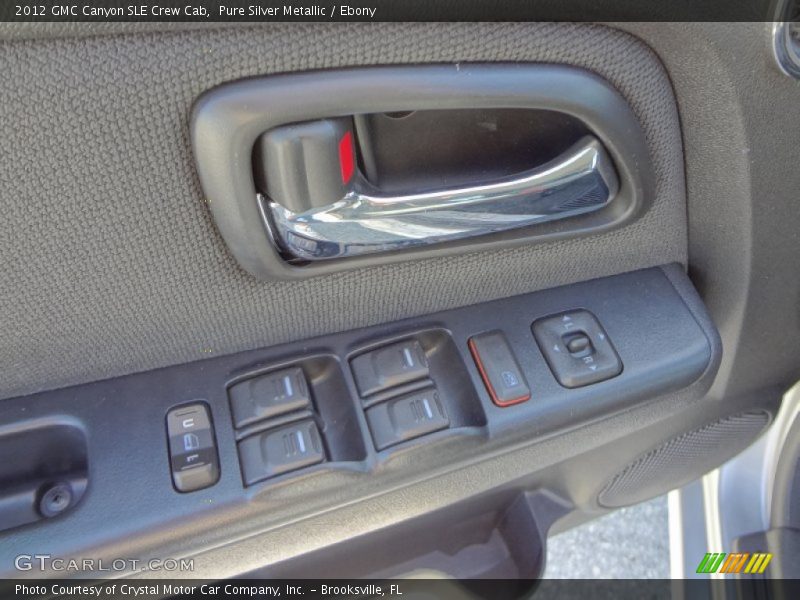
[351,339,429,397]
[166,402,220,493]
[228,366,311,429]
[238,420,325,485]
[365,388,449,450]
[532,310,622,388]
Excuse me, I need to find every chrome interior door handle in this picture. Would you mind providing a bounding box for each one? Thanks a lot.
[264,135,619,261]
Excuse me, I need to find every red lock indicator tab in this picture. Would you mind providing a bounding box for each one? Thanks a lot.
[338,130,355,184]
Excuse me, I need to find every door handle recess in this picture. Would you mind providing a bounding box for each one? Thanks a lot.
[191,65,654,280]
[265,136,618,261]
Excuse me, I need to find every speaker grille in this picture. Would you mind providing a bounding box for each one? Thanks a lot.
[599,411,770,508]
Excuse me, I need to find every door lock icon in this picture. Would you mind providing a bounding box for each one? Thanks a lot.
[183,433,200,451]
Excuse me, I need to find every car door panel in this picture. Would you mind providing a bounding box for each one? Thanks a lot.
[1,20,798,584]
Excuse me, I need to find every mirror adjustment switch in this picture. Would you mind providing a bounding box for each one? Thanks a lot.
[351,340,429,397]
[468,331,531,407]
[166,403,220,493]
[365,388,449,450]
[237,420,325,486]
[564,332,593,357]
[228,366,311,429]
[532,310,622,388]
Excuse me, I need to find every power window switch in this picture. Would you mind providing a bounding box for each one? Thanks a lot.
[532,310,622,388]
[365,388,449,450]
[351,339,429,397]
[166,402,220,493]
[228,366,311,429]
[468,331,531,407]
[237,420,325,486]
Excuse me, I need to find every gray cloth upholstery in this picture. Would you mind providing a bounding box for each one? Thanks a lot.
[0,23,685,399]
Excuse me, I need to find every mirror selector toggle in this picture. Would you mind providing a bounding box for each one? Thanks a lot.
[532,310,622,388]
[351,339,429,397]
[166,402,220,493]
[563,332,593,357]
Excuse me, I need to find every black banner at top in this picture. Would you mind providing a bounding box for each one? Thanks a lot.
[0,0,798,23]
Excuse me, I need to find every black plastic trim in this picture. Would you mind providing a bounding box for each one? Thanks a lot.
[0,266,720,577]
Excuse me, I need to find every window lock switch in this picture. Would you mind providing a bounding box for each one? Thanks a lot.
[468,331,531,407]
